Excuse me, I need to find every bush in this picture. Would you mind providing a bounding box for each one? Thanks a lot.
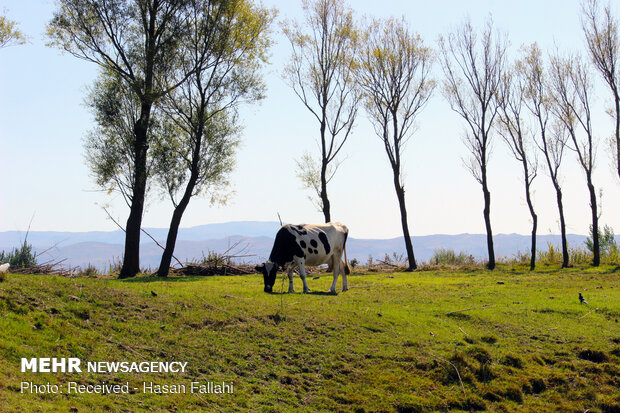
[78,264,99,277]
[201,250,226,266]
[584,224,620,265]
[569,247,592,265]
[585,224,617,255]
[0,240,37,269]
[537,242,561,264]
[430,248,474,266]
[107,259,123,275]
[378,252,407,266]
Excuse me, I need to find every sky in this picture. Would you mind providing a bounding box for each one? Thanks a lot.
[1,0,620,239]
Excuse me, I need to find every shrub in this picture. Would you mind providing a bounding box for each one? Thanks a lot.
[0,239,37,269]
[569,247,592,265]
[583,224,620,264]
[510,250,531,265]
[366,255,374,266]
[78,264,99,277]
[381,252,406,266]
[107,258,123,275]
[201,250,226,266]
[605,243,620,265]
[538,242,561,264]
[430,248,474,266]
[585,224,617,255]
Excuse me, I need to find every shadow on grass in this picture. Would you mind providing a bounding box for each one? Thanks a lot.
[267,290,337,296]
[119,275,251,283]
[307,291,338,296]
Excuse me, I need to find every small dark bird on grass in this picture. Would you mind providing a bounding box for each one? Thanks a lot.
[579,292,588,304]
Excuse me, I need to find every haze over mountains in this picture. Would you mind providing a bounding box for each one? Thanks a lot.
[0,221,598,270]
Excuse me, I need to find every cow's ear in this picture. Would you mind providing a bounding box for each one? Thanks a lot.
[255,264,264,273]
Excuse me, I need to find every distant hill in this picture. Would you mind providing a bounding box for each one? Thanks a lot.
[0,221,608,270]
[0,221,282,248]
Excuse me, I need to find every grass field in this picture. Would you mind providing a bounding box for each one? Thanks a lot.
[0,265,619,412]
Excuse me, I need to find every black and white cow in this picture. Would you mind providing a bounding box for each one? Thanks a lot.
[255,223,351,294]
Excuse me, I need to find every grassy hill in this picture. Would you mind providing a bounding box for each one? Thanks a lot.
[0,266,619,412]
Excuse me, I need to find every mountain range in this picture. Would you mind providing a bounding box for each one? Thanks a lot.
[0,221,602,270]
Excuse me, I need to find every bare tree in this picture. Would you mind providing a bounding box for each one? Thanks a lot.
[283,0,360,222]
[496,63,538,270]
[582,0,620,180]
[357,17,434,271]
[439,18,506,270]
[548,53,601,266]
[520,44,570,268]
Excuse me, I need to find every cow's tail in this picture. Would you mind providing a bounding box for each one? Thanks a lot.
[343,230,351,275]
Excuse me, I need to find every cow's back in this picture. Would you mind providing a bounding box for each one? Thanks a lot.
[275,223,348,267]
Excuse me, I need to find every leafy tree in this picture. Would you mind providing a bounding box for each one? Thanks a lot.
[520,43,570,268]
[48,0,222,278]
[84,69,162,208]
[586,224,617,255]
[497,59,539,270]
[283,0,361,222]
[356,17,434,271]
[439,18,507,270]
[155,0,272,277]
[582,0,620,181]
[548,52,601,266]
[154,0,273,277]
[0,13,26,48]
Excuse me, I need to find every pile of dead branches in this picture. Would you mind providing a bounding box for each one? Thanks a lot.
[174,262,255,276]
[8,259,75,277]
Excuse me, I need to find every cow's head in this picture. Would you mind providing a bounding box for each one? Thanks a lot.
[255,261,277,293]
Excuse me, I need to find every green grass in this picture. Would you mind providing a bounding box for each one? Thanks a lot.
[0,265,619,412]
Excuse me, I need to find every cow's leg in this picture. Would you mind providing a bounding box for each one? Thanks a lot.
[329,255,341,294]
[287,268,295,293]
[298,263,310,293]
[341,259,349,292]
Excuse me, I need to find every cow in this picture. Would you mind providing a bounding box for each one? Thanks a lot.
[255,223,351,294]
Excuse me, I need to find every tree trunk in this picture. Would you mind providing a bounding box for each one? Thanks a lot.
[524,176,537,271]
[119,106,151,279]
[320,158,331,223]
[393,174,416,271]
[157,193,192,277]
[587,179,600,266]
[158,111,205,277]
[157,137,201,277]
[614,90,620,181]
[481,174,495,270]
[319,115,331,223]
[554,184,570,268]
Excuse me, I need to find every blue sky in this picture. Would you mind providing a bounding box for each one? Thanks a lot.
[1,0,620,239]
